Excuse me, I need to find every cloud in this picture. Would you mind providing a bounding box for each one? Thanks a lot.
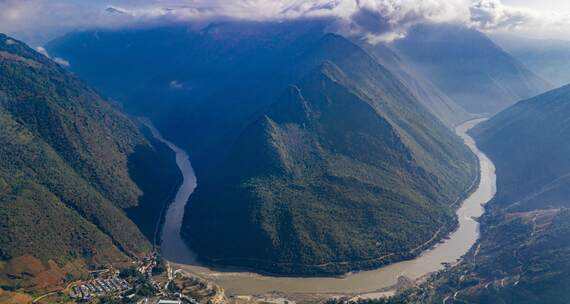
[470,0,539,30]
[53,57,70,66]
[35,46,70,66]
[2,0,570,45]
[35,46,50,57]
[169,80,184,89]
[103,0,470,42]
[349,0,470,43]
[468,0,570,40]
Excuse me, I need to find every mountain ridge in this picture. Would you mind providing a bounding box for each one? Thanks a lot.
[182,36,478,275]
[471,83,570,211]
[389,83,570,304]
[0,33,180,293]
[391,23,550,114]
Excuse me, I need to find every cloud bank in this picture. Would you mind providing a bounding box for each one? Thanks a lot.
[471,0,539,30]
[1,0,569,45]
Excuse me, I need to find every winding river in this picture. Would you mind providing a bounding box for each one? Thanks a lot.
[146,118,496,296]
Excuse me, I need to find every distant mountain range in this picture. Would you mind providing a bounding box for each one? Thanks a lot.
[360,42,472,127]
[391,24,550,114]
[492,34,570,88]
[45,21,527,174]
[0,34,180,293]
[46,21,334,174]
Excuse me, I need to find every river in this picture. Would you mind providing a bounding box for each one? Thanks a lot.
[147,118,496,296]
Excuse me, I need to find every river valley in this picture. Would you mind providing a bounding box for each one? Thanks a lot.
[148,118,496,296]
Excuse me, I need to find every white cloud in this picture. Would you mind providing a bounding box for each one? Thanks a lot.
[53,57,70,66]
[349,0,470,43]
[2,0,570,44]
[469,0,570,40]
[169,80,184,89]
[35,46,50,57]
[35,46,70,66]
[470,0,539,30]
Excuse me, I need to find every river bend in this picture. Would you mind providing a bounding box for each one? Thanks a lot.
[148,118,496,295]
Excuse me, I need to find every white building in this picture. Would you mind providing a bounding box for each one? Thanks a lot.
[157,300,181,304]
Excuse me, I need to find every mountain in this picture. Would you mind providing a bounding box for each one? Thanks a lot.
[46,22,478,275]
[491,34,570,88]
[46,20,479,177]
[381,84,570,304]
[0,34,180,293]
[390,208,570,304]
[45,21,331,174]
[471,84,570,211]
[182,34,478,275]
[360,42,472,127]
[391,24,550,114]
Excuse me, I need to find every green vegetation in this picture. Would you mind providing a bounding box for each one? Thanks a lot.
[384,209,570,304]
[126,128,182,242]
[359,85,570,303]
[471,84,570,211]
[183,35,478,275]
[0,34,179,292]
[152,256,167,275]
[334,209,570,304]
[119,268,140,279]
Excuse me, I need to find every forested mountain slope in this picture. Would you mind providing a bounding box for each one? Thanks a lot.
[361,43,471,127]
[46,21,330,174]
[380,209,570,304]
[47,22,478,275]
[0,34,180,293]
[471,84,570,211]
[47,21,474,178]
[183,34,478,275]
[378,85,570,304]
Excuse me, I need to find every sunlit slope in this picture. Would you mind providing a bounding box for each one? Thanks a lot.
[0,34,179,291]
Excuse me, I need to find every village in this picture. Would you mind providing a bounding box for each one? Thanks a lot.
[62,252,228,304]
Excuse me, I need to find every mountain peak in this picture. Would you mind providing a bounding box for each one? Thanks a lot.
[184,37,478,274]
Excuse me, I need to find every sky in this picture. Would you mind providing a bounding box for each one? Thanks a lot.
[1,0,570,45]
[503,0,570,12]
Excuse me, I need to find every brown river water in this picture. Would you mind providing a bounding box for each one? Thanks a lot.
[144,118,496,296]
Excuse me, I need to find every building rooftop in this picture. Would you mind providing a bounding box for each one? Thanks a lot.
[157,300,181,304]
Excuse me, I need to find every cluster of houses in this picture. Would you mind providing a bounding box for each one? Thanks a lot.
[69,277,131,301]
